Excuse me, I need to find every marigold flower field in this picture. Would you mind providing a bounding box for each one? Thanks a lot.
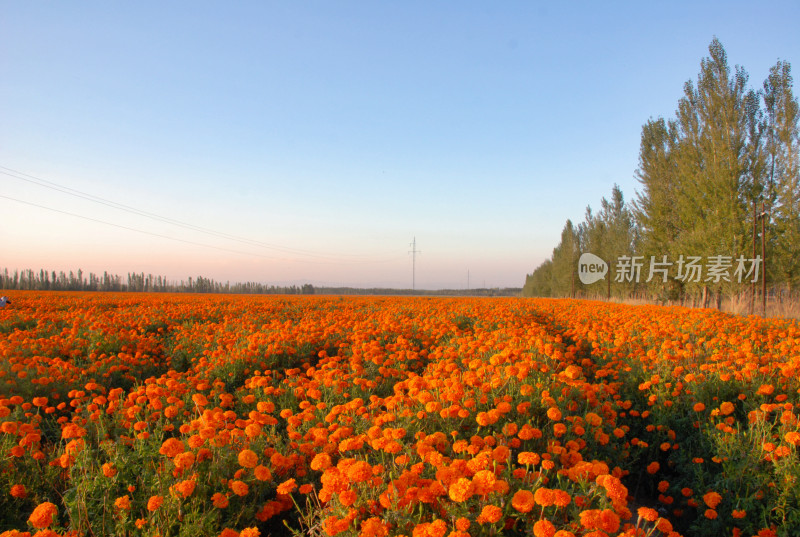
[1,292,799,537]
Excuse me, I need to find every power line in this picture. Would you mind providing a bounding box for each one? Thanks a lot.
[0,165,401,263]
[0,194,404,266]
[0,165,404,264]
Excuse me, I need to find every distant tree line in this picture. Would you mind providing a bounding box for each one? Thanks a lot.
[0,267,521,297]
[524,38,799,308]
[0,268,316,295]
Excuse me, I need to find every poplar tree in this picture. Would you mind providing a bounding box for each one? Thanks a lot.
[550,220,580,297]
[765,61,800,292]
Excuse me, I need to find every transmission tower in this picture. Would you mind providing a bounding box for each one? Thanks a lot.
[409,237,421,291]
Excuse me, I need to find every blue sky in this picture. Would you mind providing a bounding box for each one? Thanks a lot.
[2,1,798,289]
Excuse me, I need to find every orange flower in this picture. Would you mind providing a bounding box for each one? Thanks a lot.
[230,480,249,496]
[637,506,658,521]
[102,462,117,477]
[238,449,259,468]
[693,402,706,412]
[646,462,660,474]
[784,431,800,446]
[518,452,540,466]
[311,453,332,471]
[547,407,562,421]
[703,491,722,509]
[159,437,185,457]
[212,492,230,508]
[704,508,717,519]
[240,527,260,537]
[147,495,163,511]
[359,516,389,537]
[533,519,556,537]
[114,495,131,510]
[511,489,535,513]
[534,487,555,506]
[172,478,196,499]
[732,509,746,519]
[476,504,503,524]
[28,502,58,528]
[551,489,571,507]
[276,478,297,495]
[448,478,474,503]
[720,402,735,416]
[10,484,27,498]
[254,465,272,481]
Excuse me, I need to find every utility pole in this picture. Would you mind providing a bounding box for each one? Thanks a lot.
[467,270,470,291]
[761,202,767,317]
[751,200,757,316]
[409,237,421,292]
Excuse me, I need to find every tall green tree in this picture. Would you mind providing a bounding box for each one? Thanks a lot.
[550,220,581,297]
[633,118,684,300]
[765,60,800,292]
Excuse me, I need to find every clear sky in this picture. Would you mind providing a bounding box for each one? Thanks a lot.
[2,1,798,289]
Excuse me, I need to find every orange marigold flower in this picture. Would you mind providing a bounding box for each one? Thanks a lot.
[219,529,239,537]
[448,478,474,503]
[702,491,722,509]
[720,402,735,416]
[230,480,249,497]
[518,451,540,466]
[102,463,117,477]
[704,508,717,519]
[534,487,554,507]
[476,504,503,524]
[552,489,571,507]
[637,506,659,521]
[359,516,389,537]
[240,527,260,537]
[585,412,602,426]
[311,453,332,471]
[471,469,497,496]
[276,478,297,495]
[693,402,706,412]
[173,479,196,499]
[345,461,373,483]
[547,407,562,421]
[10,484,27,498]
[533,519,556,537]
[147,495,163,511]
[254,465,272,481]
[784,431,800,446]
[598,509,620,533]
[212,492,230,508]
[238,449,259,469]
[732,509,746,519]
[159,437,185,458]
[173,451,195,471]
[511,489,535,513]
[646,462,660,474]
[114,495,131,510]
[28,502,58,528]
